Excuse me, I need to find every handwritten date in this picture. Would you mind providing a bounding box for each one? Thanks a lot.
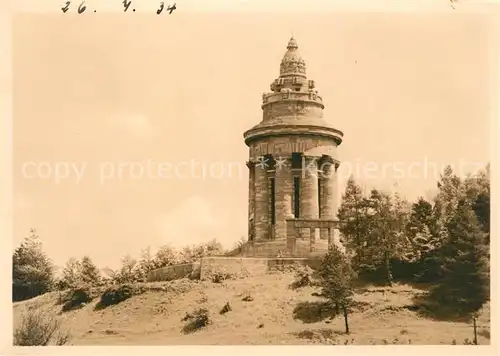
[61,1,176,14]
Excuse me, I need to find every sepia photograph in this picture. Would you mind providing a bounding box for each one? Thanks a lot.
[5,0,498,350]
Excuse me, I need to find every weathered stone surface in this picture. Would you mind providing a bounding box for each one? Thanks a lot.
[147,263,194,282]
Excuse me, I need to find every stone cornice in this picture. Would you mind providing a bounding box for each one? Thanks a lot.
[244,125,343,146]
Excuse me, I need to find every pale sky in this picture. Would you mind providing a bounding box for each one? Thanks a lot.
[12,11,495,270]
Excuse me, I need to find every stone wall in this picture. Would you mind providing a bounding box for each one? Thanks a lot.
[232,237,331,258]
[240,240,287,257]
[267,257,311,270]
[147,256,323,283]
[200,257,269,280]
[200,256,322,280]
[147,263,195,282]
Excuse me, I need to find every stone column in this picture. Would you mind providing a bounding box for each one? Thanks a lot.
[247,161,256,241]
[274,159,292,240]
[299,156,320,240]
[254,163,269,240]
[319,157,336,240]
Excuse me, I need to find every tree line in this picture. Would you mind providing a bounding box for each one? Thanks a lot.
[332,164,490,316]
[13,233,225,302]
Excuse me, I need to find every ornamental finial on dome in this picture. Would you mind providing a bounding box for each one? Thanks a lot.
[287,37,298,50]
[280,36,306,78]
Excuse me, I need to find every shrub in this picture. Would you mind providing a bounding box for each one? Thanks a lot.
[14,309,71,346]
[290,263,316,289]
[203,265,244,282]
[97,284,135,308]
[62,286,93,312]
[182,308,211,333]
[211,271,233,283]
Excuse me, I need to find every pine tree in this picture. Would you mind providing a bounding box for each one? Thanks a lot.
[61,258,82,289]
[337,176,369,267]
[431,199,490,315]
[412,224,445,283]
[412,225,434,258]
[13,229,54,301]
[318,245,356,333]
[413,167,465,284]
[463,165,490,239]
[434,165,463,239]
[391,191,412,259]
[60,256,101,288]
[361,189,409,285]
[407,197,434,239]
[405,197,434,262]
[79,256,101,285]
[473,192,490,235]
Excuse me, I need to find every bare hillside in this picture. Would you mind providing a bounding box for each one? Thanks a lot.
[13,272,490,345]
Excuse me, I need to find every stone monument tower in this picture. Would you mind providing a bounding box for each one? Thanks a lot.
[244,37,344,254]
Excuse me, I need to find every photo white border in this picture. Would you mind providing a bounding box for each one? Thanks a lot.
[1,1,499,355]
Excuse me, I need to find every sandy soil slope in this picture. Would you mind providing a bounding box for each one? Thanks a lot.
[13,272,490,345]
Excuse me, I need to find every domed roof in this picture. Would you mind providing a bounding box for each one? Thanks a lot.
[243,36,344,147]
[280,37,306,78]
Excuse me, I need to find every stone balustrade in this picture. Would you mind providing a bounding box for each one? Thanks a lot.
[286,218,340,256]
